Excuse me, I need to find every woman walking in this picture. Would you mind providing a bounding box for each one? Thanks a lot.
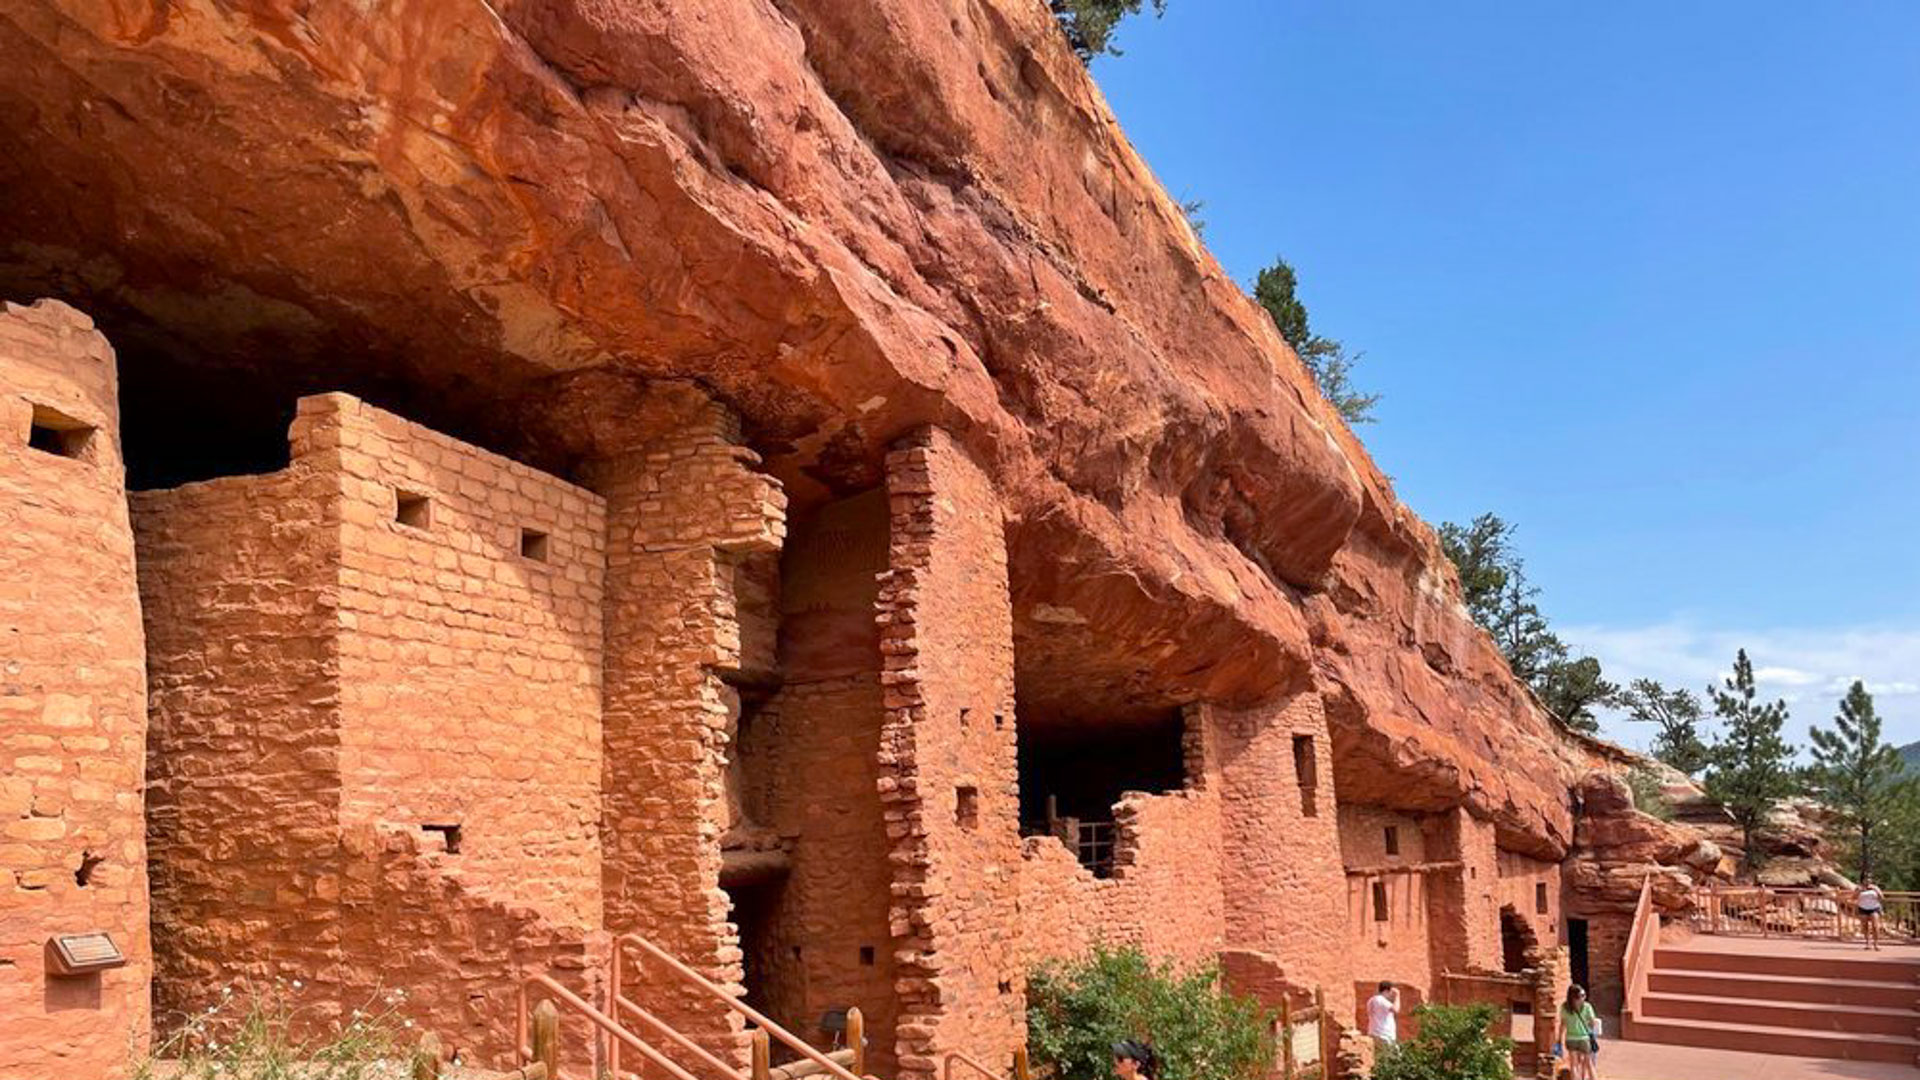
[1559,984,1600,1080]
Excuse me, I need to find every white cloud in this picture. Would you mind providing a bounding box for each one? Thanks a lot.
[1556,619,1920,755]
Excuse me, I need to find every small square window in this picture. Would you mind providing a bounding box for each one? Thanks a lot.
[1384,826,1401,857]
[26,404,94,460]
[520,528,549,562]
[859,945,875,966]
[956,785,980,830]
[395,491,431,529]
[422,823,462,854]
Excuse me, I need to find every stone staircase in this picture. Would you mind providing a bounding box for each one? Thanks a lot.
[1627,944,1920,1064]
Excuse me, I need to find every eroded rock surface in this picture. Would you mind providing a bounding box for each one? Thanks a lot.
[0,0,1581,848]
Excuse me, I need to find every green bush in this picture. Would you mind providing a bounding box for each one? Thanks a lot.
[1026,944,1272,1080]
[1370,1004,1512,1080]
[136,981,413,1080]
[1626,767,1675,821]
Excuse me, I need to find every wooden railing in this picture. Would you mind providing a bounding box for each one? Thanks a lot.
[1689,882,1920,942]
[516,930,869,1080]
[1620,876,1658,1035]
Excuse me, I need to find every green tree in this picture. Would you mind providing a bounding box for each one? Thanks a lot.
[1437,513,1614,733]
[1027,944,1272,1080]
[1437,513,1515,629]
[1370,1004,1513,1080]
[1702,649,1796,870]
[1179,198,1207,237]
[1619,678,1712,776]
[1251,257,1380,424]
[1051,0,1167,61]
[1807,680,1912,881]
[1534,655,1618,734]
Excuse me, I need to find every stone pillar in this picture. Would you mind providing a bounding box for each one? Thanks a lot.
[1427,808,1503,975]
[1211,694,1353,1015]
[875,428,1020,1080]
[589,383,785,1062]
[0,300,151,1079]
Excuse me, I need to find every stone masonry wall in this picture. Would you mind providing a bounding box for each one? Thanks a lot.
[137,393,607,1063]
[740,488,899,1069]
[1495,850,1562,949]
[587,383,785,1065]
[0,300,151,1080]
[1339,806,1438,1007]
[1426,810,1505,976]
[1018,710,1225,973]
[323,393,607,930]
[1212,695,1352,1014]
[135,461,342,1030]
[876,429,1022,1080]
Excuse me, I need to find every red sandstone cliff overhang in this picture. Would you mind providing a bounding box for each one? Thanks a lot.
[0,0,1580,853]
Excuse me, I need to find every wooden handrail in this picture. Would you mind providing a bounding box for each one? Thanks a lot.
[945,1049,1017,1080]
[1620,875,1658,1027]
[519,972,709,1080]
[613,933,870,1080]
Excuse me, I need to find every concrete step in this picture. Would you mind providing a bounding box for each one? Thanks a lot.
[1642,990,1920,1037]
[1654,946,1920,982]
[1623,1014,1920,1064]
[1648,968,1920,1009]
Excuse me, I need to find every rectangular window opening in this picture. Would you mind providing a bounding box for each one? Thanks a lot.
[422,823,462,854]
[1292,734,1319,817]
[1384,826,1401,857]
[1371,880,1389,922]
[956,785,980,830]
[1535,881,1549,915]
[26,404,95,460]
[520,528,550,562]
[859,945,875,966]
[396,490,432,529]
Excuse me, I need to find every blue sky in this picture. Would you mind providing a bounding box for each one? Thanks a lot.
[1089,3,1920,751]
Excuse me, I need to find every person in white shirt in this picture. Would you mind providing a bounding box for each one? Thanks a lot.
[1366,981,1401,1054]
[1857,878,1885,951]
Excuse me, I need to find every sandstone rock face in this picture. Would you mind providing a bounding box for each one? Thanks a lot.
[0,0,1586,855]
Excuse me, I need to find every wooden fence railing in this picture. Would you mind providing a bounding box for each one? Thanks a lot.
[1689,883,1920,942]
[1275,986,1332,1080]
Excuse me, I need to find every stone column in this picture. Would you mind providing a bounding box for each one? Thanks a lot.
[874,428,1020,1080]
[588,383,785,1063]
[0,300,151,1080]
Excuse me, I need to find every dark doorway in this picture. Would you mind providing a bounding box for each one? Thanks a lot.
[1568,918,1590,990]
[725,878,802,1037]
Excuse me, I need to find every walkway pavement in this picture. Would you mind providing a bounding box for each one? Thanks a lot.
[1594,1037,1918,1080]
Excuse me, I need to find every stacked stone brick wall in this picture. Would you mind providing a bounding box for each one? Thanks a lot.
[735,487,899,1068]
[1427,809,1504,974]
[135,462,343,1028]
[320,393,607,929]
[0,300,151,1080]
[876,429,1021,1080]
[1211,696,1351,1014]
[587,382,785,1065]
[1495,849,1562,948]
[1337,806,1438,1004]
[137,393,610,1063]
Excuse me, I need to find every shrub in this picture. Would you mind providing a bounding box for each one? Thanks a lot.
[1626,767,1675,821]
[1027,944,1272,1080]
[1370,1004,1512,1080]
[136,981,414,1080]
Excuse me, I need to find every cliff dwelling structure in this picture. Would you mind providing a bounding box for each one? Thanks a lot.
[0,3,1713,1079]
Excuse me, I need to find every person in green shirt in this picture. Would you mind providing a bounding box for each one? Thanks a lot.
[1559,984,1600,1080]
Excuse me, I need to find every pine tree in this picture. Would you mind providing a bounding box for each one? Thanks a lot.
[1808,681,1911,881]
[1251,257,1381,424]
[1703,650,1796,870]
[1050,0,1167,61]
[1619,678,1711,776]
